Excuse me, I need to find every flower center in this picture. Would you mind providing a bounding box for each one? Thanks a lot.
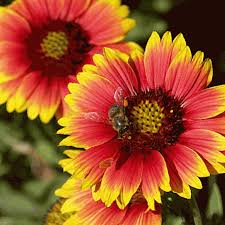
[41,31,69,60]
[118,88,185,152]
[27,21,94,77]
[131,100,165,134]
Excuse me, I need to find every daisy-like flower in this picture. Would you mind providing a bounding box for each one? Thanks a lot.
[55,177,162,225]
[0,0,137,123]
[58,31,225,211]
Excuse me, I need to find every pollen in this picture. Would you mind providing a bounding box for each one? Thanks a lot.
[131,100,165,134]
[41,31,68,60]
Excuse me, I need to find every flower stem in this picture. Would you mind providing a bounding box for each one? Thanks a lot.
[190,195,203,225]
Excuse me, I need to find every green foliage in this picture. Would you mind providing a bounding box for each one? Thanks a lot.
[0,107,68,225]
[125,0,169,43]
[126,11,167,42]
[165,216,184,225]
[205,176,224,225]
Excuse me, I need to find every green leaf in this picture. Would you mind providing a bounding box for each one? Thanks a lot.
[23,174,67,201]
[0,182,42,218]
[152,0,173,13]
[206,176,223,219]
[125,11,167,42]
[23,179,54,199]
[34,139,61,165]
[0,217,39,225]
[165,215,185,225]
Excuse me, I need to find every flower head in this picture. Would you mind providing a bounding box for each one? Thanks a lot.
[55,177,162,225]
[0,0,137,123]
[58,31,225,211]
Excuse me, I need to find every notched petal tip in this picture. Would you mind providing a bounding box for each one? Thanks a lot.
[82,64,98,73]
[118,4,129,18]
[171,45,192,66]
[162,31,172,46]
[103,46,129,62]
[27,106,39,121]
[173,33,186,48]
[130,48,144,59]
[146,31,161,51]
[93,53,105,66]
[6,97,16,113]
[203,58,213,85]
[192,51,204,64]
[127,41,143,53]
[122,18,136,32]
[67,82,79,93]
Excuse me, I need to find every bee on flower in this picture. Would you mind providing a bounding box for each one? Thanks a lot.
[58,31,225,217]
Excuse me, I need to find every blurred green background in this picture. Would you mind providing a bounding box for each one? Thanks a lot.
[0,0,224,225]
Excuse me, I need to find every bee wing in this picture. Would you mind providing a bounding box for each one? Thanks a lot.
[114,87,125,106]
[83,112,107,123]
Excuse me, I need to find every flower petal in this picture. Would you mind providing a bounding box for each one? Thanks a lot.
[0,78,21,105]
[59,0,91,21]
[56,178,126,225]
[98,152,143,209]
[165,46,212,100]
[11,0,49,26]
[185,117,225,135]
[56,76,74,118]
[77,0,135,45]
[0,7,31,42]
[142,150,171,210]
[0,42,31,82]
[39,78,61,123]
[144,32,186,89]
[14,71,42,112]
[55,177,82,199]
[164,143,209,190]
[58,114,116,148]
[75,201,126,225]
[26,76,49,120]
[165,156,191,198]
[93,48,138,95]
[179,129,225,163]
[60,140,121,189]
[55,177,92,214]
[66,72,116,115]
[204,159,225,175]
[129,49,147,91]
[87,42,142,66]
[61,190,91,214]
[183,85,225,119]
[59,150,83,175]
[121,203,162,225]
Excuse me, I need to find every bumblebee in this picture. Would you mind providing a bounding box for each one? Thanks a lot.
[84,87,130,137]
[108,104,129,137]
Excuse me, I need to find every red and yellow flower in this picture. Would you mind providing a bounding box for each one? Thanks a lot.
[58,31,225,211]
[55,177,162,225]
[0,0,137,123]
